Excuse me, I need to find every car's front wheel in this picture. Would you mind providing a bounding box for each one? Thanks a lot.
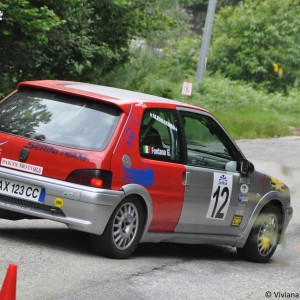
[237,205,282,263]
[91,196,145,259]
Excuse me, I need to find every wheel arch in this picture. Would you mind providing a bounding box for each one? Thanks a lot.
[121,184,153,242]
[235,193,285,248]
[261,199,283,216]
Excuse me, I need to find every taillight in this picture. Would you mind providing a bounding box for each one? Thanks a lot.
[66,170,112,189]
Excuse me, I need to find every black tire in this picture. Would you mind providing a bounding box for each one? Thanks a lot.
[237,205,282,263]
[91,196,145,259]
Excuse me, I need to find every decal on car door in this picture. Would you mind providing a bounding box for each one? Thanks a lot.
[206,172,233,220]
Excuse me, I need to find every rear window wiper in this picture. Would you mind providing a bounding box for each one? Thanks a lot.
[24,133,46,141]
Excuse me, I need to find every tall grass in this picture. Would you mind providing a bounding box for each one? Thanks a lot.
[183,76,300,139]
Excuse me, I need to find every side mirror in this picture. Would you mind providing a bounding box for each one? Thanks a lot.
[240,159,254,175]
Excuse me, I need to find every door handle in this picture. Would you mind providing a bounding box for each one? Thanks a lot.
[183,171,190,186]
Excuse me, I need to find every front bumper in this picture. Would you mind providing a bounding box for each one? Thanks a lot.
[0,167,124,235]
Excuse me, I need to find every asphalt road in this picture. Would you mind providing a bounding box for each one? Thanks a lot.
[0,137,299,300]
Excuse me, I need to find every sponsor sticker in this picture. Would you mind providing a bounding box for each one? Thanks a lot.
[26,141,87,161]
[240,177,251,184]
[240,184,249,194]
[271,177,285,192]
[54,198,64,208]
[231,215,243,227]
[1,158,43,175]
[236,203,246,216]
[237,194,249,203]
[63,191,81,200]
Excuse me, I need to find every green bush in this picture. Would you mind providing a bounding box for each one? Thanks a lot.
[104,39,300,139]
[209,0,300,93]
[188,75,300,138]
[104,36,200,98]
[102,0,300,139]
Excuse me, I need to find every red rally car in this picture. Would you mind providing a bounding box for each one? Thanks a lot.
[0,80,293,262]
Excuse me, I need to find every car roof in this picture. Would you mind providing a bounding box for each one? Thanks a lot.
[17,80,207,114]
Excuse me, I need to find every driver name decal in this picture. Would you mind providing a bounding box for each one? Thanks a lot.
[143,145,171,157]
[206,172,233,220]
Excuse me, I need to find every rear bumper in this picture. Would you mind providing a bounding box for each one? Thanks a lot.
[0,167,124,235]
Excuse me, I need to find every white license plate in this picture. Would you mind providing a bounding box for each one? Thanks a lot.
[0,178,45,203]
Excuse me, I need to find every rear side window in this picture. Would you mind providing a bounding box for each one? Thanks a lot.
[0,89,121,151]
[140,109,181,162]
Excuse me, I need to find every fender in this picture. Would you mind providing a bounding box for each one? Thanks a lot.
[121,184,153,242]
[235,189,291,248]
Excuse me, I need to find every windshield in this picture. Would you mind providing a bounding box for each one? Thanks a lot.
[0,89,121,151]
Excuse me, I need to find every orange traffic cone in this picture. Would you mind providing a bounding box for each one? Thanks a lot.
[0,264,17,300]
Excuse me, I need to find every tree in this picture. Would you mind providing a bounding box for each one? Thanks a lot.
[0,0,62,96]
[209,0,300,92]
[0,0,175,96]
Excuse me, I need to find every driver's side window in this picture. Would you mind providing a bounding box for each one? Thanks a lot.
[181,112,237,170]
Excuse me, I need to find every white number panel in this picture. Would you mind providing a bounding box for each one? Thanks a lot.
[206,172,233,220]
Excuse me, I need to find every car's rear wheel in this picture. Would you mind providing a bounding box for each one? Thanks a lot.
[237,205,282,263]
[91,196,145,259]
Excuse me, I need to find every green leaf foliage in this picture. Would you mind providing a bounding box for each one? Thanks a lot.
[0,0,176,95]
[0,0,62,93]
[180,0,208,5]
[104,36,200,98]
[209,0,300,93]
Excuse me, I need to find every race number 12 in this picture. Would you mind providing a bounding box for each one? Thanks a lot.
[206,173,233,220]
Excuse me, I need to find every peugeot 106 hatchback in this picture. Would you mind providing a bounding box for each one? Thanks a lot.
[0,80,293,262]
